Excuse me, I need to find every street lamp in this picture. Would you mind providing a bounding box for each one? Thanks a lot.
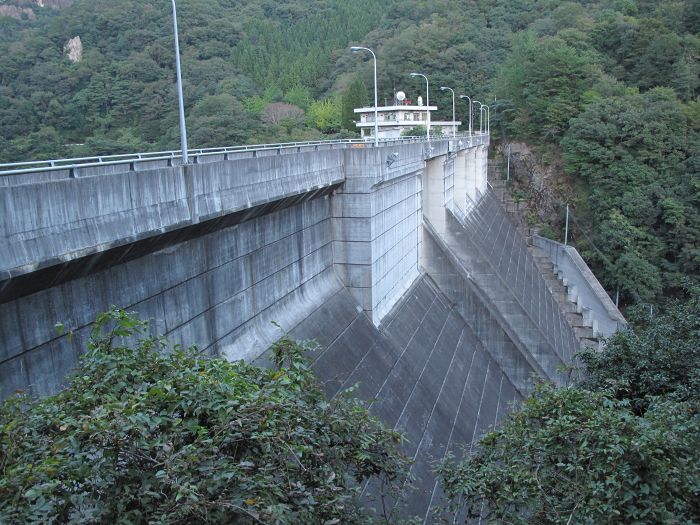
[459,95,472,136]
[171,0,188,165]
[484,104,490,135]
[350,46,378,147]
[473,100,484,134]
[440,86,456,137]
[410,72,430,141]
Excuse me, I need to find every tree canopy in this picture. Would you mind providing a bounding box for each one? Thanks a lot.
[561,89,700,302]
[0,309,410,524]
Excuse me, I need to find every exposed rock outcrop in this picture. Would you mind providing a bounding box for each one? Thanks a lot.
[0,5,36,19]
[63,35,82,62]
[0,0,73,18]
[36,0,73,8]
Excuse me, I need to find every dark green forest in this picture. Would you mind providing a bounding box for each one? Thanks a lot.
[0,0,698,305]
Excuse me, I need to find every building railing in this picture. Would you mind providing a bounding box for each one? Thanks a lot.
[0,133,487,177]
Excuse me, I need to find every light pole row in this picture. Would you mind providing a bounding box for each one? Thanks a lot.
[350,46,378,147]
[410,72,430,141]
[175,27,492,160]
[349,46,490,141]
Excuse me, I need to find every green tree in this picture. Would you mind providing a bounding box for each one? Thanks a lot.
[0,309,410,524]
[187,94,259,148]
[561,88,699,301]
[437,386,700,524]
[283,84,313,111]
[496,33,601,141]
[341,77,369,131]
[401,125,427,137]
[307,98,342,133]
[581,287,700,407]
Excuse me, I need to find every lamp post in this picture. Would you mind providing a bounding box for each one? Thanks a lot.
[350,46,378,147]
[484,104,490,134]
[473,100,483,133]
[440,86,456,137]
[410,72,429,141]
[459,95,472,137]
[171,0,188,165]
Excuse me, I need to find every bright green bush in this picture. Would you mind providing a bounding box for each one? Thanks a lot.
[0,309,409,524]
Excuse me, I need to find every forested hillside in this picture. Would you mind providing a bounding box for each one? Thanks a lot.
[0,0,698,305]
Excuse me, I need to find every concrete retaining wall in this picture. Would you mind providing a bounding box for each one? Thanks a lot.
[0,196,335,398]
[533,235,626,337]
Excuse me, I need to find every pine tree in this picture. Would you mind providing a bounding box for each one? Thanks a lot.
[341,78,369,131]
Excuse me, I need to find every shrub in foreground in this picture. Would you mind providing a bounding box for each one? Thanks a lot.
[437,385,700,524]
[0,309,409,524]
[436,291,700,524]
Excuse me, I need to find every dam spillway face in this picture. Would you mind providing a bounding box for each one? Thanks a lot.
[273,275,521,520]
[0,136,617,522]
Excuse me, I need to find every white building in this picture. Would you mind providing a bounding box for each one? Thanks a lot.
[354,94,461,139]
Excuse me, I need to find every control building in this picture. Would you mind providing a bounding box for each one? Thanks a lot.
[354,91,461,139]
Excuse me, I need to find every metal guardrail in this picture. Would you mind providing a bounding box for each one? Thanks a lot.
[0,133,487,176]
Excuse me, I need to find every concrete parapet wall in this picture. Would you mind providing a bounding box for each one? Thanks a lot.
[0,151,345,280]
[533,235,626,337]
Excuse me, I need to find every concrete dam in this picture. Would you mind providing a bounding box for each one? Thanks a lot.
[0,135,623,521]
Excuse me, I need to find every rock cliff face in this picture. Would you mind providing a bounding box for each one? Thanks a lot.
[63,35,82,62]
[36,0,73,8]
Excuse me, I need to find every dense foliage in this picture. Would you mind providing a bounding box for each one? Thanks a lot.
[0,0,389,159]
[561,89,700,302]
[437,290,700,524]
[581,286,700,408]
[492,4,699,304]
[0,309,410,524]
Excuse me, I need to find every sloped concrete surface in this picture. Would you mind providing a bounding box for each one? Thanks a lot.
[265,275,521,523]
[421,227,540,395]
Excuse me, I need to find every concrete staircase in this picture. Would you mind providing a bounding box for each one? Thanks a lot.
[489,179,599,351]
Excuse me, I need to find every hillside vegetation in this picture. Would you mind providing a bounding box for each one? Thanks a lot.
[0,0,698,303]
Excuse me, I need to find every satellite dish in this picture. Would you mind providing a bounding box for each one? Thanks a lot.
[396,91,406,102]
